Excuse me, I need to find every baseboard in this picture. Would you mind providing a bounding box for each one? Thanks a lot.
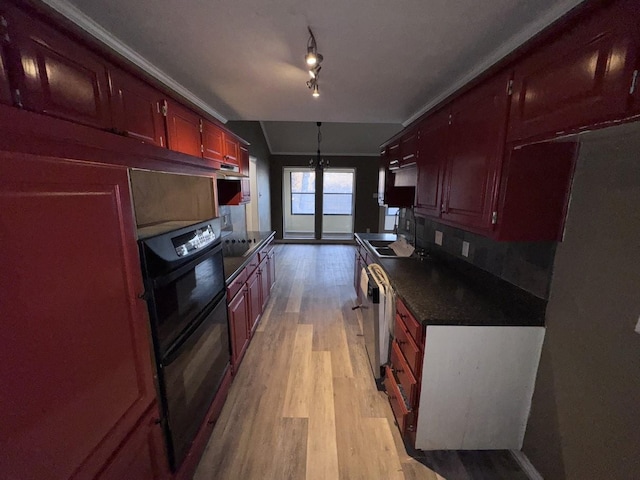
[510,450,544,480]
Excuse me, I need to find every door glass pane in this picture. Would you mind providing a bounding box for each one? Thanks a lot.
[284,169,315,239]
[322,169,355,239]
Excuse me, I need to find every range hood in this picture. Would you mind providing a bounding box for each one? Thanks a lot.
[216,163,246,180]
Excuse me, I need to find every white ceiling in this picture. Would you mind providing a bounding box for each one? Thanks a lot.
[43,0,584,154]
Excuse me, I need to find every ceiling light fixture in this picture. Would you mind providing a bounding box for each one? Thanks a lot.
[309,121,328,171]
[305,27,323,98]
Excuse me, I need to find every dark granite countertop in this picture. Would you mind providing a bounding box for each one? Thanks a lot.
[355,233,546,327]
[222,231,275,283]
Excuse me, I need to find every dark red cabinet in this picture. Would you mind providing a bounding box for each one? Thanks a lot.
[228,287,250,371]
[267,248,276,293]
[441,71,510,231]
[0,153,156,479]
[0,15,11,105]
[380,147,415,208]
[109,68,166,147]
[164,99,202,158]
[509,0,640,141]
[202,119,225,167]
[400,129,418,166]
[247,268,261,335]
[97,404,170,480]
[259,260,270,313]
[415,109,448,217]
[223,134,239,166]
[5,5,113,130]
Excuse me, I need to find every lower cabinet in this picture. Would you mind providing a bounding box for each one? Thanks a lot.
[0,152,158,479]
[226,239,275,373]
[386,298,545,450]
[0,41,11,105]
[97,404,170,480]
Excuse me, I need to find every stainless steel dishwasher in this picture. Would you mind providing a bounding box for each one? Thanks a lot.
[359,264,395,382]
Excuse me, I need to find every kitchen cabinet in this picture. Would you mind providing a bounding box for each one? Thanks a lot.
[380,147,415,208]
[441,71,510,231]
[0,152,156,479]
[109,67,166,147]
[201,119,225,167]
[228,283,250,372]
[386,297,545,451]
[259,257,270,313]
[247,267,261,334]
[508,0,640,142]
[223,133,239,166]
[400,129,418,166]
[4,4,113,130]
[415,109,448,217]
[164,99,202,158]
[0,15,11,105]
[97,404,170,480]
[267,247,276,292]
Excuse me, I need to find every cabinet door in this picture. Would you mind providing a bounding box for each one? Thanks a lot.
[509,1,639,141]
[247,269,261,334]
[6,5,112,130]
[0,153,155,479]
[442,72,510,231]
[202,120,225,167]
[164,99,202,158]
[400,129,417,166]
[97,405,170,480]
[239,144,250,175]
[228,288,249,371]
[0,14,11,105]
[223,133,239,166]
[109,68,166,147]
[259,259,270,312]
[415,109,448,217]
[268,248,276,292]
[381,149,415,208]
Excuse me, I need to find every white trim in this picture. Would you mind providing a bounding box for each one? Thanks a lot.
[510,450,544,480]
[403,0,585,126]
[39,0,228,124]
[259,121,274,154]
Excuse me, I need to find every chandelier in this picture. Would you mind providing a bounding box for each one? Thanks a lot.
[309,122,328,171]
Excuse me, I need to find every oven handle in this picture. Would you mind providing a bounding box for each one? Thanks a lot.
[161,292,227,367]
[152,242,223,289]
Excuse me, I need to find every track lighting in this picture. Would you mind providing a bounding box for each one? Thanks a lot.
[305,27,323,97]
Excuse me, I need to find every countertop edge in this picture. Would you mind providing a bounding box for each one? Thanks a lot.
[223,231,275,284]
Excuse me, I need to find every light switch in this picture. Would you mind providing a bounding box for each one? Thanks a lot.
[435,230,443,246]
[462,241,470,257]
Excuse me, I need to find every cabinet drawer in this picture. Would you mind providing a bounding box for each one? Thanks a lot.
[246,254,260,275]
[258,244,273,262]
[394,314,422,377]
[226,268,247,300]
[391,340,418,407]
[396,298,422,343]
[384,365,410,434]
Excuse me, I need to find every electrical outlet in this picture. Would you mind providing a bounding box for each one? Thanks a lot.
[635,315,640,335]
[462,241,470,257]
[435,230,443,246]
[405,219,410,230]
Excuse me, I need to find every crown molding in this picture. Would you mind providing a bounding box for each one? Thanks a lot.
[39,0,228,124]
[403,0,584,126]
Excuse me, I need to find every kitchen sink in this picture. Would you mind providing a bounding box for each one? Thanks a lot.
[367,240,395,248]
[374,247,399,257]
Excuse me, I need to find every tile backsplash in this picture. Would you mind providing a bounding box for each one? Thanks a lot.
[398,209,556,299]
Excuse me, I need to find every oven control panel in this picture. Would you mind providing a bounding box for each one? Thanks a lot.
[172,225,216,257]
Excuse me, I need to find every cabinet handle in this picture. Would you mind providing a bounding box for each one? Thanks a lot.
[399,313,407,320]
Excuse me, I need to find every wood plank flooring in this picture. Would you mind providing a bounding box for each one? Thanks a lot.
[194,245,530,480]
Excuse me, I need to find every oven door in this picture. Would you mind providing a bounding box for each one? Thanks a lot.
[146,243,226,357]
[160,296,230,471]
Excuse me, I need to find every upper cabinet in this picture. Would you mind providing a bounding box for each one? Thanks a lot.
[0,14,11,105]
[400,129,417,166]
[164,99,202,158]
[202,119,240,169]
[442,71,511,231]
[508,0,640,142]
[4,5,113,130]
[379,146,415,208]
[109,68,166,147]
[415,109,448,217]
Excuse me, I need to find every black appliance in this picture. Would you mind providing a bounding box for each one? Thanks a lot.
[138,217,229,472]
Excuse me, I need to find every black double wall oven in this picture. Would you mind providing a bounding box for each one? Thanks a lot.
[138,218,229,471]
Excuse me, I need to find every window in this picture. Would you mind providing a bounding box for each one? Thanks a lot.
[322,171,354,215]
[291,171,315,215]
[384,207,399,231]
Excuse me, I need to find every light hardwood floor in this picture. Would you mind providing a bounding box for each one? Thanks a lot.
[194,245,530,480]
